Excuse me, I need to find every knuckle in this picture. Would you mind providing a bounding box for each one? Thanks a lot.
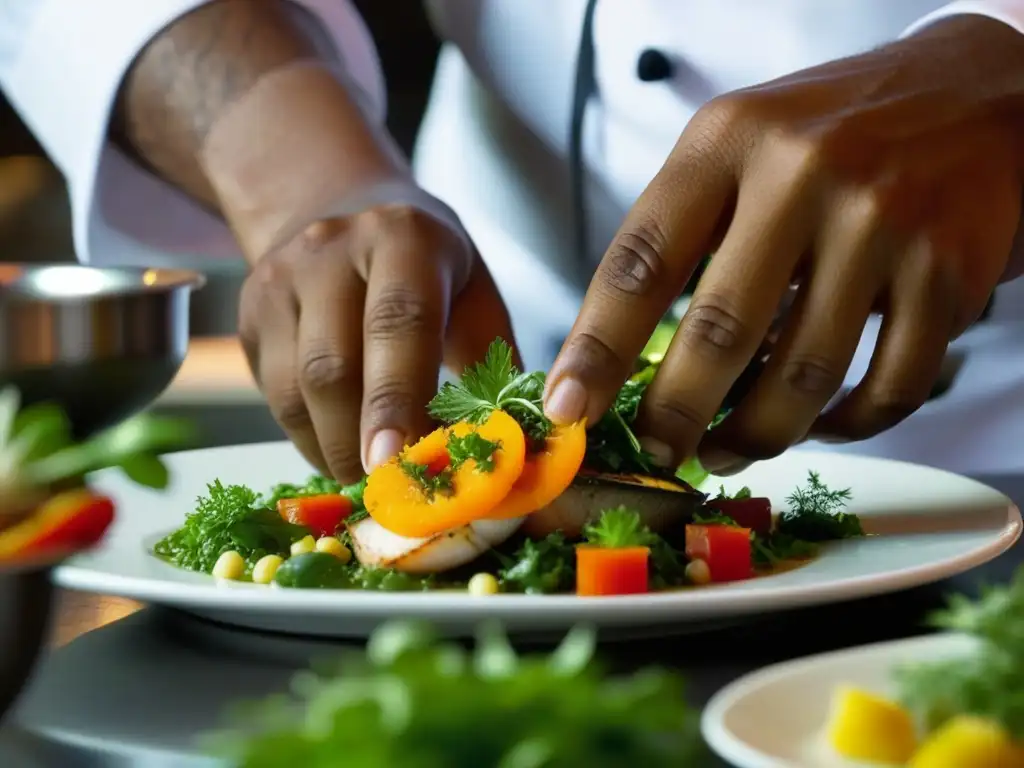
[320,441,362,480]
[727,430,792,462]
[643,396,711,439]
[364,382,415,422]
[299,348,357,392]
[270,388,312,432]
[679,293,751,357]
[780,355,844,397]
[600,223,670,298]
[564,331,630,381]
[365,287,435,340]
[865,386,923,427]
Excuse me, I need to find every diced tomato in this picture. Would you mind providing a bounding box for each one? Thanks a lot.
[277,494,353,537]
[575,546,650,596]
[685,524,753,583]
[706,497,772,536]
[0,489,116,562]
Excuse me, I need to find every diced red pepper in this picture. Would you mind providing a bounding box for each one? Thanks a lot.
[575,545,650,596]
[0,489,115,563]
[706,497,772,536]
[685,524,754,583]
[277,494,353,537]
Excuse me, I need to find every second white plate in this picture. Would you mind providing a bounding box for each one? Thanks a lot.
[701,633,978,768]
[54,442,1022,638]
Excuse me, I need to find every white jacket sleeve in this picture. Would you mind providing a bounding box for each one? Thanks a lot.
[0,0,385,267]
[904,0,1024,37]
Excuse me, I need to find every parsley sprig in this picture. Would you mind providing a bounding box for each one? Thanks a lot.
[583,506,655,549]
[777,471,861,541]
[429,340,551,442]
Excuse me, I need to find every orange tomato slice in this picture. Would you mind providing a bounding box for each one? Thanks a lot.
[364,410,526,538]
[488,420,587,519]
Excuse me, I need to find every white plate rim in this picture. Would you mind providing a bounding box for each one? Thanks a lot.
[699,633,976,768]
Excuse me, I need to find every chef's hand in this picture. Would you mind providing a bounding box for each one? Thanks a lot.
[238,206,515,483]
[546,14,1024,474]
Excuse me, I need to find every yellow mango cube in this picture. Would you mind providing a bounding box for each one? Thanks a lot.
[827,686,918,764]
[909,716,1023,768]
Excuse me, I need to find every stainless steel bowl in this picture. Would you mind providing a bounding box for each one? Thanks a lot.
[0,264,204,722]
[0,265,205,436]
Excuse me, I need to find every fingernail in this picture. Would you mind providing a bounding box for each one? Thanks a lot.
[364,429,404,471]
[544,377,587,425]
[639,437,675,468]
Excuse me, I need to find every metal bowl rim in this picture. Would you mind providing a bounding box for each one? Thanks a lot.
[0,265,206,302]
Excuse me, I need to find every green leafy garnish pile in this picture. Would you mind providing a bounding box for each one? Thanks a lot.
[207,621,706,767]
[154,480,309,573]
[496,533,577,595]
[0,385,194,499]
[154,475,365,574]
[896,570,1024,739]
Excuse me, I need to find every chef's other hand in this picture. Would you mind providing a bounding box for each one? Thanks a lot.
[238,205,515,483]
[546,14,1024,473]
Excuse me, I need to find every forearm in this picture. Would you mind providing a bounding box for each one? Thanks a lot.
[112,0,406,262]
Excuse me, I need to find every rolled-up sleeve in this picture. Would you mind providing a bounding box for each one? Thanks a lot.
[0,0,385,267]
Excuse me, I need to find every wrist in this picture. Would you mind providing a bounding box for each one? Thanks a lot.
[900,14,1024,115]
[199,62,410,261]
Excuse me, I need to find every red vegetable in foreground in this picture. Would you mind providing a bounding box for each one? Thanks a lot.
[0,489,115,563]
[576,546,650,596]
[685,524,753,583]
[706,497,772,536]
[277,494,353,537]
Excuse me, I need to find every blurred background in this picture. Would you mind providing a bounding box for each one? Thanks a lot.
[0,1,441,448]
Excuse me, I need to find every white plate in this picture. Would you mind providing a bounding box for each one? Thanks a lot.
[54,442,1021,638]
[701,633,978,768]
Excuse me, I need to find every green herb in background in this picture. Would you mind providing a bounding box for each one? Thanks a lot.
[0,385,195,498]
[583,506,654,549]
[206,621,707,768]
[896,570,1024,740]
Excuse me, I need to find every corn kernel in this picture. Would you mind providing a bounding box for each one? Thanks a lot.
[290,535,316,556]
[252,554,284,585]
[315,536,352,563]
[212,550,245,581]
[468,572,500,596]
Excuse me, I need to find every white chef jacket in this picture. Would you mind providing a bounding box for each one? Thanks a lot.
[3,0,1024,476]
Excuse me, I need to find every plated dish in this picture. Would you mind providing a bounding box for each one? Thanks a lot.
[150,341,869,596]
[703,571,1024,767]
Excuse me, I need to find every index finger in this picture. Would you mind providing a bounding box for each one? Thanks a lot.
[360,233,452,472]
[543,144,735,426]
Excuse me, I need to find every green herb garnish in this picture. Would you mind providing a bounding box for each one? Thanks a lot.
[497,533,577,595]
[399,459,454,500]
[583,506,654,549]
[208,621,706,767]
[429,340,551,442]
[153,480,308,573]
[776,471,861,541]
[447,431,500,472]
[0,385,194,497]
[896,569,1024,739]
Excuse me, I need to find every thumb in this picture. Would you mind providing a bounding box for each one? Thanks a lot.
[443,254,522,374]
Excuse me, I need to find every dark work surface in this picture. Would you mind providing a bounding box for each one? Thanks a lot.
[17,524,1021,767]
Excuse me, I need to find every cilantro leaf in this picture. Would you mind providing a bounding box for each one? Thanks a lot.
[447,431,500,472]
